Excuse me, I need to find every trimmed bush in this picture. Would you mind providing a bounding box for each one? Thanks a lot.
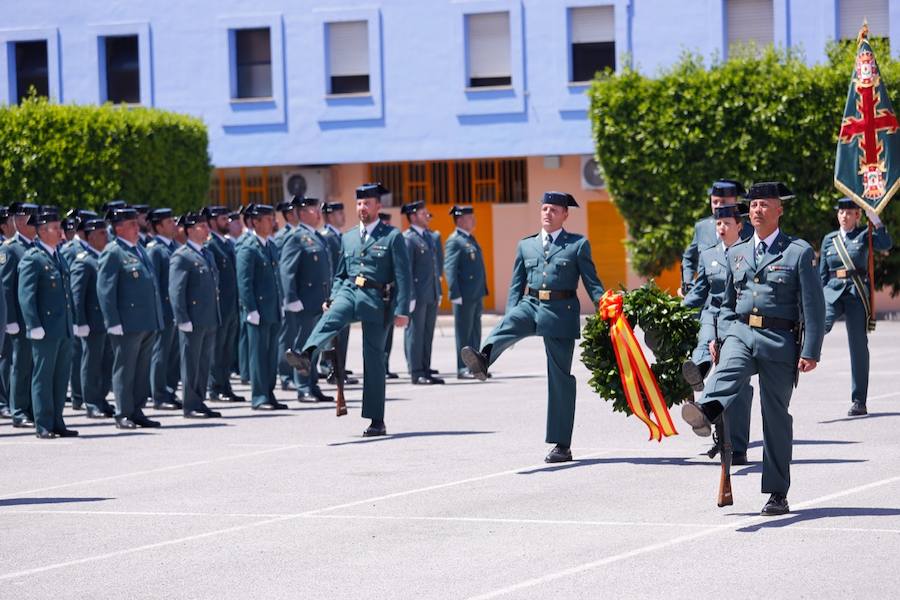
[590,42,900,295]
[0,97,210,214]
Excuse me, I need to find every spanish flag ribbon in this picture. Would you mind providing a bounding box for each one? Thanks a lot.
[599,290,678,442]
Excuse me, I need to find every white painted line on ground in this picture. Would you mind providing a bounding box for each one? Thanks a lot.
[463,474,900,600]
[867,391,900,401]
[0,442,75,446]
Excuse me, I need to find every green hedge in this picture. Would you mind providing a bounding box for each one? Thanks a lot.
[590,42,900,295]
[0,98,210,214]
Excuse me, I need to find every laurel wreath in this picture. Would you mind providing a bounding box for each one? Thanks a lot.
[580,281,700,415]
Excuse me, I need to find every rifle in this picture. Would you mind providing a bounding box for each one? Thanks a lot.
[706,315,724,461]
[714,414,733,507]
[322,300,347,417]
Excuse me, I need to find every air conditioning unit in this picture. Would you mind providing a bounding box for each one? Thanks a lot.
[282,168,332,202]
[580,155,606,190]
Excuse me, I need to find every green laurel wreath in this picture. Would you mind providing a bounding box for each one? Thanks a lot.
[580,281,700,415]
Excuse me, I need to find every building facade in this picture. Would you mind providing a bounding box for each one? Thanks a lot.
[2,0,897,311]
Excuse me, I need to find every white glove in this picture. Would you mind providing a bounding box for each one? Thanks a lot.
[108,325,124,336]
[285,300,303,312]
[178,322,193,333]
[865,208,883,228]
[409,300,417,313]
[75,325,90,338]
[28,327,46,340]
[246,311,260,325]
[5,322,19,335]
[451,297,463,305]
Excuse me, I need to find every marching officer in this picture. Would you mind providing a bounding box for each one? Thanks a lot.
[320,202,357,385]
[402,201,443,384]
[444,205,488,379]
[275,197,301,391]
[18,209,78,438]
[819,198,892,416]
[203,206,244,403]
[281,197,334,403]
[169,213,222,419]
[2,202,41,428]
[682,180,754,295]
[97,207,165,429]
[70,218,115,419]
[682,182,825,516]
[0,206,10,418]
[146,208,182,410]
[286,183,411,436]
[236,204,286,410]
[681,204,754,465]
[377,210,400,379]
[461,192,604,463]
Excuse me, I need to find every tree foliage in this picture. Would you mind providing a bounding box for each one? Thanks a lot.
[0,97,210,214]
[590,41,900,294]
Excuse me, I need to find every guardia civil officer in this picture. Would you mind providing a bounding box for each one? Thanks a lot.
[444,205,488,379]
[97,207,165,429]
[235,205,255,385]
[377,210,401,380]
[461,192,605,463]
[286,183,411,436]
[402,201,443,385]
[18,209,78,438]
[682,180,754,295]
[236,204,286,410]
[70,218,115,419]
[819,198,892,416]
[320,202,357,385]
[2,202,41,428]
[146,209,182,410]
[203,206,245,403]
[280,197,334,402]
[681,204,754,465]
[133,204,152,246]
[169,213,222,419]
[424,210,443,378]
[61,214,77,243]
[0,206,10,418]
[275,197,301,391]
[682,182,825,516]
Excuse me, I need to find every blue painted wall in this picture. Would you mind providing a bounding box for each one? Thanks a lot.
[1,0,897,168]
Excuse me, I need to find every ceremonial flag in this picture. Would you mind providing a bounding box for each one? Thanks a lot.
[834,23,900,215]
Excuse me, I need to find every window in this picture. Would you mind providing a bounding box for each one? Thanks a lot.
[104,35,140,103]
[233,28,272,99]
[725,0,774,51]
[839,0,889,40]
[13,40,49,103]
[466,12,512,88]
[327,21,370,95]
[570,6,615,82]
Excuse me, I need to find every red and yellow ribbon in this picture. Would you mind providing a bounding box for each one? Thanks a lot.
[598,290,678,442]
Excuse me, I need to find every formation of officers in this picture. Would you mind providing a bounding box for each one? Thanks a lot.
[0,183,489,440]
[678,179,892,516]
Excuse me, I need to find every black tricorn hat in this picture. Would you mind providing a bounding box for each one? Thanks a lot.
[746,182,794,201]
[713,204,749,220]
[10,202,40,216]
[246,204,274,217]
[28,209,60,227]
[81,218,107,234]
[177,212,201,228]
[202,205,230,219]
[276,200,294,213]
[542,191,579,208]
[357,183,389,199]
[708,179,746,198]
[107,207,138,223]
[401,200,425,215]
[322,202,344,214]
[834,197,859,210]
[293,196,320,208]
[131,204,151,215]
[148,208,173,223]
[101,200,127,213]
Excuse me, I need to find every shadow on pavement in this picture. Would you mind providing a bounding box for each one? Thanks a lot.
[0,497,112,507]
[819,412,900,424]
[518,456,867,475]
[732,458,867,477]
[329,430,495,446]
[78,431,154,439]
[746,439,860,449]
[733,507,900,532]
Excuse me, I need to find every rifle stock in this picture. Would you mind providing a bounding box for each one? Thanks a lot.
[715,415,733,507]
[329,338,348,417]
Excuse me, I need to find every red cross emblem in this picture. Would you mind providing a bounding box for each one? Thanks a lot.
[838,50,900,200]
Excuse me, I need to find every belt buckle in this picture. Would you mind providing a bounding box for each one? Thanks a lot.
[355,275,366,287]
[748,315,763,328]
[836,268,847,278]
[538,290,551,301]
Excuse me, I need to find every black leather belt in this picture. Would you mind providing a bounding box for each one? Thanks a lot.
[830,268,863,279]
[738,314,797,330]
[353,275,391,291]
[526,288,576,301]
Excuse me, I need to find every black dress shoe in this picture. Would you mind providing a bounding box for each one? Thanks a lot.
[681,401,714,437]
[848,401,867,416]
[731,451,748,466]
[71,402,85,411]
[115,417,137,430]
[55,428,79,438]
[460,347,489,381]
[285,349,312,376]
[427,368,439,376]
[681,360,706,393]
[133,416,161,428]
[298,391,334,403]
[457,371,476,380]
[412,376,439,385]
[363,420,387,437]
[761,493,789,516]
[272,401,289,410]
[36,430,58,439]
[184,409,221,419]
[280,379,295,391]
[209,392,246,403]
[385,371,399,380]
[545,445,573,463]
[329,373,359,385]
[86,406,112,419]
[0,405,11,419]
[252,402,278,411]
[153,401,181,410]
[12,418,35,428]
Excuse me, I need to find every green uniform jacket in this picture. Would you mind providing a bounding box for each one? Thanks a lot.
[97,238,165,333]
[682,215,753,287]
[146,237,178,325]
[169,244,221,329]
[819,225,892,304]
[236,235,282,325]
[280,224,333,308]
[330,222,411,322]
[508,231,604,339]
[70,248,105,331]
[683,242,732,332]
[320,225,343,269]
[403,228,441,304]
[17,244,74,339]
[206,232,239,317]
[0,234,34,329]
[444,229,487,302]
[718,232,825,362]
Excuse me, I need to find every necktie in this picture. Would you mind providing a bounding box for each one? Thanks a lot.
[361,227,368,243]
[755,240,767,262]
[543,234,552,254]
[201,247,214,268]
